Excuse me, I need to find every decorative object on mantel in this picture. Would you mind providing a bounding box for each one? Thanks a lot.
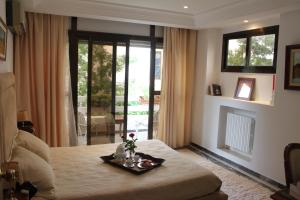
[284,44,300,90]
[234,78,255,101]
[209,84,222,96]
[0,17,8,61]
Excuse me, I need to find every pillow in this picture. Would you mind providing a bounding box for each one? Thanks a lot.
[15,130,50,162]
[11,146,56,199]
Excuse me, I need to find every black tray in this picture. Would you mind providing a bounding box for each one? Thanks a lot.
[100,152,165,175]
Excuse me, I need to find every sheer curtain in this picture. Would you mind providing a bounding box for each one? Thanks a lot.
[14,12,77,147]
[65,44,78,146]
[158,27,197,148]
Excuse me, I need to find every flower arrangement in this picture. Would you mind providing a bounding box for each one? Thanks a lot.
[123,133,138,157]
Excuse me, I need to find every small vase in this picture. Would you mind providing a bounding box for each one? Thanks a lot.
[124,151,135,168]
[129,151,135,159]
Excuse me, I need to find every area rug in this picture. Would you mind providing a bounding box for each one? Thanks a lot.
[177,149,274,200]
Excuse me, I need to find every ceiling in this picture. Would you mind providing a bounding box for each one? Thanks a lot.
[82,0,244,15]
[23,0,300,28]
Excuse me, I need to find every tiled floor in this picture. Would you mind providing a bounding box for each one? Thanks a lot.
[177,149,275,200]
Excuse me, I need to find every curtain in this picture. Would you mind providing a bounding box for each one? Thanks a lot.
[157,27,197,148]
[65,44,78,146]
[14,12,74,147]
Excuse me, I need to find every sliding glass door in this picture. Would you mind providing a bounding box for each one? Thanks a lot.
[127,40,151,141]
[76,40,128,145]
[71,28,162,145]
[90,43,115,144]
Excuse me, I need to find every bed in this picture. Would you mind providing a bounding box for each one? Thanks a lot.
[0,72,228,200]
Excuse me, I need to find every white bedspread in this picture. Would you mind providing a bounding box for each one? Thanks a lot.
[50,140,222,200]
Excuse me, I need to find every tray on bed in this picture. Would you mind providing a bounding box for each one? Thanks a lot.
[100,152,165,175]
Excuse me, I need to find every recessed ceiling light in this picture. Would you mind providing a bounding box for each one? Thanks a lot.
[243,20,249,23]
[183,5,188,9]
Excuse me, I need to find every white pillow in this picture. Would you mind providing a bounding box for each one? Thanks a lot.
[15,130,50,162]
[11,146,56,200]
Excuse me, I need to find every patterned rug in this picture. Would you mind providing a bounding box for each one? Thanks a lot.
[177,149,274,200]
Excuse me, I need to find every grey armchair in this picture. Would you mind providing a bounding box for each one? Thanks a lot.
[284,143,300,188]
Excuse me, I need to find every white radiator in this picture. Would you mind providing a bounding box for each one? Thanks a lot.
[225,113,254,154]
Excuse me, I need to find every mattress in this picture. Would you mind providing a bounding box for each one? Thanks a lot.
[50,139,222,200]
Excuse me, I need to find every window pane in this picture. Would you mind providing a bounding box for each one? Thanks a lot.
[250,34,275,66]
[77,41,88,145]
[153,95,160,139]
[115,43,126,142]
[227,38,247,66]
[155,48,163,91]
[91,43,114,145]
[127,40,151,141]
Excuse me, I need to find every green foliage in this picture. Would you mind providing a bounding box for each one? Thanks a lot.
[227,35,275,67]
[227,39,246,66]
[91,94,111,108]
[77,43,125,109]
[124,133,137,153]
[78,43,88,96]
[128,101,139,106]
[115,101,124,106]
[249,35,274,66]
[116,84,124,96]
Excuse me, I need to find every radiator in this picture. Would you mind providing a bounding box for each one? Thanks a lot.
[225,113,254,154]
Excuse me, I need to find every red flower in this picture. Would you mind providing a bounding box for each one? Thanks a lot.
[129,133,135,138]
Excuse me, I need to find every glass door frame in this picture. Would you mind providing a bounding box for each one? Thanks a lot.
[69,18,163,144]
[88,40,126,145]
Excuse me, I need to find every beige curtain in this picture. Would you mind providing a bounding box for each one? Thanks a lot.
[14,12,69,147]
[158,27,197,148]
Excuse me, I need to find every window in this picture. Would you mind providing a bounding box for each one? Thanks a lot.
[221,25,279,73]
[69,21,163,145]
[152,43,163,138]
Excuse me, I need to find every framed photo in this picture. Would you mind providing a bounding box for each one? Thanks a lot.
[209,84,222,96]
[0,17,7,61]
[285,44,300,90]
[234,78,255,100]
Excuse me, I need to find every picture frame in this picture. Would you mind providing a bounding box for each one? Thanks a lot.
[234,78,255,100]
[209,84,222,96]
[285,44,300,90]
[0,17,7,61]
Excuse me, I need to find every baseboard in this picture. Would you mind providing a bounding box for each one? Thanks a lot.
[189,143,285,190]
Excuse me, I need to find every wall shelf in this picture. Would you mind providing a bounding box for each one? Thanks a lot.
[205,95,274,108]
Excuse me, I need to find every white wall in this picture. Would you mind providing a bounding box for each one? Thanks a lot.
[0,0,13,73]
[191,29,222,143]
[192,10,300,185]
[78,18,149,36]
[77,18,164,37]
